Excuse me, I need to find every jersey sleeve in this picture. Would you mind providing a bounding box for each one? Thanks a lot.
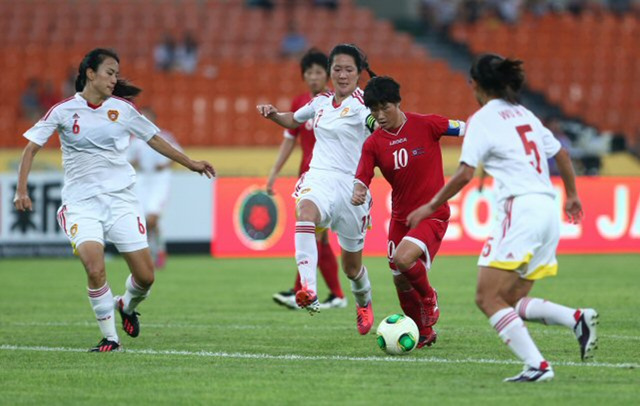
[293,99,316,123]
[354,137,376,188]
[23,109,61,146]
[534,117,562,158]
[422,114,466,141]
[128,106,160,142]
[459,117,489,169]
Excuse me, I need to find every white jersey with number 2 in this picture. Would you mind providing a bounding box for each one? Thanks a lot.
[293,88,372,176]
[460,99,561,204]
[23,93,160,203]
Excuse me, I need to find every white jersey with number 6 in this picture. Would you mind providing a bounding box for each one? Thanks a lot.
[293,88,372,176]
[23,93,160,203]
[460,99,561,204]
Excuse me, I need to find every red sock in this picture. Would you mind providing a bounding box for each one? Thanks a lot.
[293,273,302,292]
[317,240,343,298]
[402,261,433,299]
[396,287,425,331]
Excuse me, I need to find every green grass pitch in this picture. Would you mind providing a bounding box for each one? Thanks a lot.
[1,254,638,405]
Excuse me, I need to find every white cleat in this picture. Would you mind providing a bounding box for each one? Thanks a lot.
[574,308,599,361]
[272,290,300,310]
[318,294,348,310]
[504,364,554,383]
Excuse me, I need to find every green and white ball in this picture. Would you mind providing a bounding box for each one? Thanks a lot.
[376,314,419,355]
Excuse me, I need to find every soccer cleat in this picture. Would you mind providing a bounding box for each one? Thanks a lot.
[356,302,374,335]
[417,327,437,349]
[422,289,440,327]
[504,362,554,383]
[89,338,121,352]
[114,296,141,338]
[318,294,348,310]
[155,251,167,269]
[574,308,599,361]
[272,289,300,310]
[295,288,320,315]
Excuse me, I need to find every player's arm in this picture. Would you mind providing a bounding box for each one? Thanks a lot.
[406,162,475,228]
[267,135,297,195]
[352,141,375,206]
[256,105,302,129]
[14,141,42,211]
[553,147,583,224]
[441,119,466,137]
[147,134,216,178]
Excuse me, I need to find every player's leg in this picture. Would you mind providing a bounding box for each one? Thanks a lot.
[317,229,346,309]
[392,273,436,348]
[76,241,121,352]
[145,213,160,263]
[294,198,322,313]
[476,266,553,382]
[341,248,374,335]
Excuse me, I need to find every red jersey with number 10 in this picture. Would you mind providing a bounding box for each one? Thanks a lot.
[285,92,316,175]
[355,112,456,222]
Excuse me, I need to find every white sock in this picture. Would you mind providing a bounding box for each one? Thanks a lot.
[88,283,119,342]
[295,221,318,293]
[349,266,372,307]
[516,297,578,328]
[489,307,547,369]
[122,275,150,314]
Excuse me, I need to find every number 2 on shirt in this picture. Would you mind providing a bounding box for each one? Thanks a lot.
[516,124,542,174]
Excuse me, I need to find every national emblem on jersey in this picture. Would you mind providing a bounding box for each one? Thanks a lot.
[340,107,350,117]
[70,223,78,237]
[108,110,119,122]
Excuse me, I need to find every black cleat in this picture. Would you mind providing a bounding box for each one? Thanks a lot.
[115,296,140,337]
[89,338,121,352]
[504,363,554,382]
[574,308,599,361]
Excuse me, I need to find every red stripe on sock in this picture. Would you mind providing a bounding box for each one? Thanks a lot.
[88,284,110,298]
[495,312,519,333]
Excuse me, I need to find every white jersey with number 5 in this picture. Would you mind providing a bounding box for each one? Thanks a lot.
[293,88,372,176]
[460,99,561,204]
[23,93,160,203]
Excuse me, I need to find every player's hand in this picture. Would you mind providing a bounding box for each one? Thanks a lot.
[406,203,435,228]
[256,104,278,118]
[189,160,216,178]
[13,191,33,212]
[351,183,367,206]
[266,177,276,195]
[564,195,584,224]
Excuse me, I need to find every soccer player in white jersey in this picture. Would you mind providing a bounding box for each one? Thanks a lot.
[128,107,180,269]
[13,48,215,352]
[257,44,378,335]
[407,54,598,382]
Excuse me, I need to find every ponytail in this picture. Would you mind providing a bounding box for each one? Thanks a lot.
[470,53,524,104]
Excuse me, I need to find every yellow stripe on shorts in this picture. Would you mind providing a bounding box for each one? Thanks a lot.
[488,253,533,271]
[525,263,558,280]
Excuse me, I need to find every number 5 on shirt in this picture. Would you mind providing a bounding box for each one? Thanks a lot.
[516,124,542,174]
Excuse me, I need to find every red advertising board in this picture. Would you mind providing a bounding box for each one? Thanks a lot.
[212,177,640,257]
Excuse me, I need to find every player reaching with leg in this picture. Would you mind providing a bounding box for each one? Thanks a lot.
[352,76,465,348]
[267,49,346,311]
[258,44,377,334]
[13,48,215,352]
[407,54,598,381]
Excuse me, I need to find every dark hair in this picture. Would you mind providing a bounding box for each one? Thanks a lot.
[300,48,329,76]
[469,53,524,104]
[75,48,141,100]
[363,76,401,109]
[328,44,377,78]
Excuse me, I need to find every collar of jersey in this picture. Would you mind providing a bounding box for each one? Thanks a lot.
[76,92,104,110]
[382,112,408,136]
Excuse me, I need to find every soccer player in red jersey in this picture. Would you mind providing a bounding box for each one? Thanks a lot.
[267,49,346,311]
[352,76,465,347]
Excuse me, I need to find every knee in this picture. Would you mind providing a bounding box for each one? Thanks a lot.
[136,272,155,289]
[84,261,106,284]
[474,288,490,313]
[296,202,319,223]
[392,251,413,272]
[343,263,360,279]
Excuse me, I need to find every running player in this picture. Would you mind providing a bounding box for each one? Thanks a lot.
[352,76,465,348]
[128,107,180,269]
[407,54,598,382]
[267,49,346,311]
[13,48,215,352]
[257,44,377,335]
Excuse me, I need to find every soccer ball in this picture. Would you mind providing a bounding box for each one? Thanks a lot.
[376,314,419,355]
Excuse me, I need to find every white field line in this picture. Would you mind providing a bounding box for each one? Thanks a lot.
[0,344,638,369]
[2,321,640,342]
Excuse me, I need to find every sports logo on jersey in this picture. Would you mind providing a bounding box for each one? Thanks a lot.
[412,147,425,156]
[108,110,119,122]
[340,107,350,117]
[70,223,78,237]
[300,188,311,195]
[233,186,285,250]
[72,113,80,119]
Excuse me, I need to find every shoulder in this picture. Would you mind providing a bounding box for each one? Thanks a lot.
[308,91,333,107]
[42,95,76,121]
[109,96,140,112]
[351,88,365,106]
